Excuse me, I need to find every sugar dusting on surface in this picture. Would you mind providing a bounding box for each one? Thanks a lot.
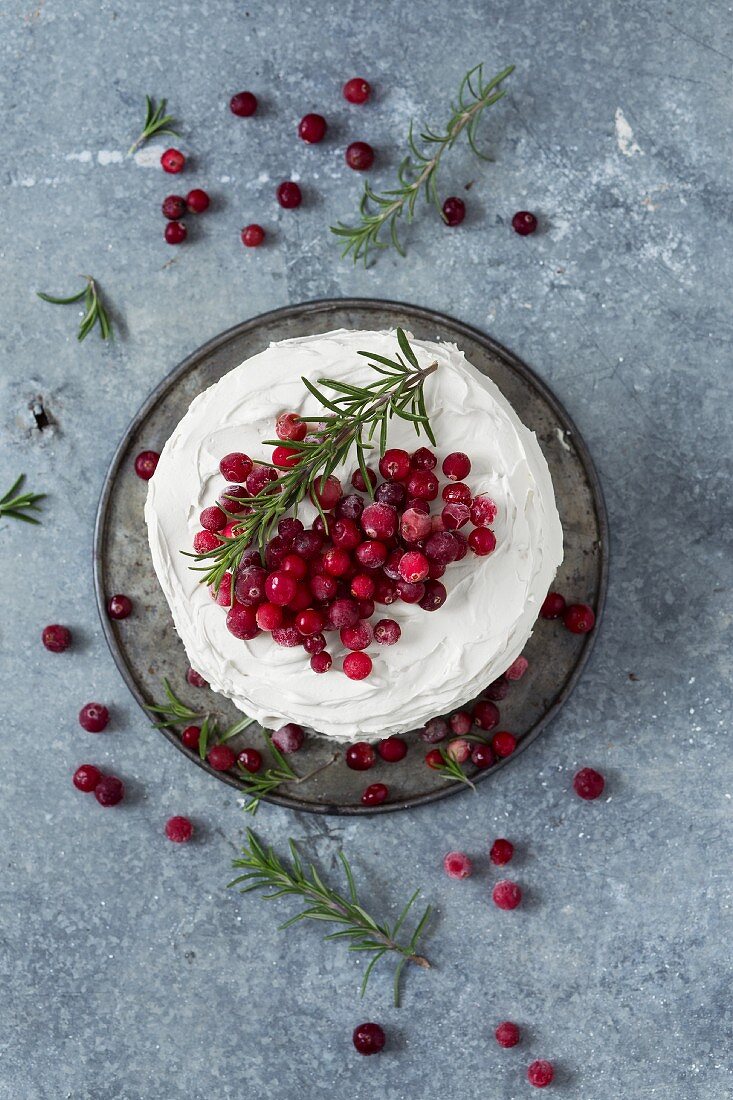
[615,108,643,157]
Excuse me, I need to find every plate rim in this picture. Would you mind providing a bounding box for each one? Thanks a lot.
[93,297,609,815]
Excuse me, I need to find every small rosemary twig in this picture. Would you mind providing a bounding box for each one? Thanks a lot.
[229,829,431,1005]
[128,95,178,156]
[37,276,112,342]
[0,475,45,525]
[331,62,514,263]
[432,746,477,791]
[237,736,340,815]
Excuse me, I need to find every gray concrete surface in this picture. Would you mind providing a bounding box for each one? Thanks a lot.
[1,1,731,1097]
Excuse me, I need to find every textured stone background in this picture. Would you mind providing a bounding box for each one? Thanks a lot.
[1,1,731,1098]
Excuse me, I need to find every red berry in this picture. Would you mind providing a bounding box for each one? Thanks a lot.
[449,711,472,735]
[186,667,207,688]
[338,493,365,520]
[230,91,258,117]
[379,448,410,481]
[311,474,342,511]
[295,608,324,636]
[343,78,371,104]
[282,554,308,580]
[345,141,374,171]
[277,181,302,208]
[362,782,388,807]
[490,838,514,866]
[361,502,397,540]
[42,624,71,652]
[298,113,327,143]
[321,547,350,577]
[340,621,372,651]
[406,469,439,501]
[237,748,263,774]
[469,528,497,556]
[425,748,444,769]
[265,571,298,607]
[135,450,159,480]
[352,1022,385,1055]
[241,223,266,248]
[310,651,332,673]
[400,507,432,543]
[343,652,372,680]
[218,453,251,482]
[226,603,259,639]
[327,597,360,629]
[94,775,125,806]
[357,598,375,619]
[193,530,221,554]
[200,505,226,532]
[73,764,103,793]
[473,700,499,731]
[207,743,236,771]
[272,723,304,753]
[79,703,109,733]
[540,591,566,619]
[162,194,186,219]
[512,210,538,236]
[355,540,387,570]
[527,1060,554,1088]
[484,677,509,701]
[443,482,472,505]
[443,851,472,879]
[161,148,185,174]
[181,725,201,749]
[373,619,400,647]
[164,221,187,245]
[186,188,210,213]
[350,466,376,493]
[303,633,326,656]
[165,815,193,843]
[573,767,605,800]
[471,743,495,769]
[441,502,470,530]
[411,447,437,470]
[563,603,596,634]
[396,579,425,604]
[245,465,278,497]
[310,574,337,601]
[419,579,447,612]
[442,451,471,480]
[493,880,522,910]
[398,550,429,583]
[492,731,517,757]
[470,495,498,527]
[345,742,376,770]
[495,1021,520,1048]
[275,412,307,442]
[350,572,375,599]
[420,717,449,744]
[272,445,301,469]
[442,196,466,226]
[272,625,301,647]
[256,602,283,631]
[373,575,398,605]
[505,656,529,681]
[446,738,470,763]
[377,737,407,762]
[107,595,132,620]
[235,565,268,606]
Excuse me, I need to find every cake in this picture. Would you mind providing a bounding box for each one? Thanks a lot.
[145,328,563,740]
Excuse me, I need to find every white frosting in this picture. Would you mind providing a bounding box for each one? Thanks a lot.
[145,329,563,740]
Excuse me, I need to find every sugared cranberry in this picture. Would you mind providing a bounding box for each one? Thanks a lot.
[446,738,471,763]
[469,528,497,556]
[470,495,498,527]
[73,764,103,793]
[134,450,159,480]
[425,531,457,565]
[207,743,236,770]
[449,711,472,735]
[42,624,71,652]
[245,465,278,497]
[343,652,372,680]
[337,493,365,521]
[443,851,472,879]
[272,625,301,647]
[400,508,432,543]
[383,548,405,581]
[256,602,283,631]
[165,815,193,843]
[241,223,266,248]
[372,619,400,647]
[310,651,332,673]
[540,591,566,619]
[573,767,605,800]
[186,188,210,213]
[219,452,252,482]
[398,550,429,583]
[340,621,372,651]
[193,530,221,554]
[181,725,201,749]
[564,603,596,634]
[373,576,398,605]
[279,516,304,541]
[505,656,529,681]
[345,742,376,770]
[161,148,185,173]
[512,210,538,236]
[375,481,406,508]
[200,505,227,532]
[406,497,430,515]
[352,1022,385,1056]
[294,530,323,560]
[164,220,187,245]
[419,579,447,612]
[107,594,133,620]
[492,731,517,758]
[311,474,342,511]
[186,667,208,688]
[299,113,327,143]
[452,530,469,562]
[265,537,292,572]
[442,196,466,226]
[443,482,472,505]
[490,838,514,865]
[527,1060,554,1088]
[221,486,251,515]
[237,748,262,773]
[471,743,495,769]
[362,782,388,807]
[162,194,187,219]
[357,598,375,619]
[343,77,371,104]
[272,723,304,753]
[406,469,439,501]
[379,448,410,481]
[345,141,374,171]
[277,181,302,209]
[441,502,470,530]
[235,565,268,606]
[310,574,338,602]
[377,736,407,762]
[327,597,359,630]
[420,717,449,744]
[361,502,397,540]
[495,1021,520,1048]
[396,579,424,604]
[350,573,375,599]
[79,703,109,733]
[94,775,125,806]
[493,880,522,910]
[355,539,388,570]
[483,679,509,705]
[411,447,437,470]
[276,412,307,442]
[265,571,298,607]
[226,603,259,640]
[425,749,444,770]
[351,467,376,493]
[230,91,258,117]
[473,700,499,731]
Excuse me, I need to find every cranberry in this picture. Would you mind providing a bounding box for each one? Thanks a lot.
[226,603,259,639]
[165,816,193,843]
[198,506,225,533]
[235,566,268,606]
[164,220,187,245]
[485,676,510,701]
[311,474,342,511]
[495,1021,520,1048]
[411,447,437,470]
[377,737,407,762]
[181,725,201,749]
[573,767,605,800]
[278,517,304,542]
[443,851,472,879]
[303,632,326,654]
[564,603,596,634]
[406,469,439,501]
[351,466,376,492]
[311,574,338,601]
[350,573,375,599]
[512,210,538,236]
[446,738,470,763]
[340,621,372,651]
[373,576,398,605]
[295,608,324,636]
[449,711,472,735]
[186,188,210,213]
[327,598,359,630]
[237,748,262,773]
[527,1060,554,1088]
[352,1022,385,1055]
[425,748,444,770]
[162,194,187,219]
[328,519,359,552]
[186,667,208,688]
[379,448,410,480]
[73,764,103,793]
[272,625,301,647]
[294,530,323,560]
[42,624,71,652]
[337,493,365,520]
[277,181,302,209]
[423,532,454,566]
[256,602,283,631]
[361,502,397,540]
[398,550,429,583]
[266,571,298,607]
[241,223,266,248]
[272,445,301,469]
[345,742,376,770]
[276,412,307,442]
[357,598,375,619]
[419,579,447,612]
[490,838,514,866]
[362,782,388,807]
[505,656,529,681]
[442,196,466,226]
[355,540,387,570]
[473,701,499,731]
[420,717,449,744]
[343,77,371,104]
[207,743,236,770]
[470,495,498,527]
[406,497,430,515]
[493,880,522,910]
[540,591,566,619]
[400,508,431,543]
[396,579,424,604]
[299,113,327,143]
[94,775,125,806]
[371,619,399,646]
[193,530,221,554]
[79,703,109,733]
[134,450,159,480]
[441,502,470,530]
[246,465,279,497]
[161,148,185,173]
[321,547,350,577]
[471,743,495,769]
[469,528,497,556]
[272,723,304,753]
[280,554,305,581]
[383,548,404,581]
[345,141,374,170]
[443,482,472,505]
[230,90,258,116]
[311,651,332,673]
[343,652,372,680]
[105,594,132,622]
[375,481,406,509]
[492,731,517,758]
[219,452,252,481]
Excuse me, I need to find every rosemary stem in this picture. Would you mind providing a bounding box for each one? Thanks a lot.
[291,752,340,786]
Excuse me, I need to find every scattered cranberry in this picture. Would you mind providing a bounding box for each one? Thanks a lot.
[540,591,566,619]
[226,603,259,640]
[107,595,132,620]
[165,815,193,843]
[564,603,596,634]
[355,540,387,569]
[343,652,372,680]
[346,141,375,171]
[512,210,538,236]
[299,113,327,143]
[302,632,326,654]
[505,656,529,681]
[473,700,499,731]
[310,651,332,673]
[493,880,522,910]
[573,767,605,800]
[161,148,185,174]
[377,736,407,762]
[343,78,371,104]
[94,775,125,806]
[361,502,397,540]
[398,550,429,583]
[492,731,517,757]
[79,703,109,733]
[345,742,376,770]
[441,451,470,480]
[373,618,400,646]
[449,711,472,735]
[446,738,470,764]
[256,602,283,630]
[241,223,266,248]
[351,467,376,493]
[362,782,388,807]
[379,448,410,480]
[495,1021,520,1048]
[42,624,71,652]
[442,482,471,505]
[468,528,497,556]
[73,764,103,793]
[421,717,449,744]
[352,1022,385,1056]
[186,667,208,688]
[277,181,302,208]
[527,1060,554,1088]
[230,91,258,117]
[490,838,514,866]
[425,749,444,769]
[443,851,472,879]
[207,743,236,770]
[164,221,187,245]
[442,196,466,226]
[272,625,301,647]
[272,723,304,753]
[485,677,510,701]
[471,743,495,769]
[186,189,210,213]
[340,621,372,651]
[181,725,201,750]
[162,194,186,219]
[134,450,159,480]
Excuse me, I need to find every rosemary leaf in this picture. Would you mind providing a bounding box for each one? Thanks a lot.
[128,95,178,156]
[37,276,113,342]
[0,475,45,525]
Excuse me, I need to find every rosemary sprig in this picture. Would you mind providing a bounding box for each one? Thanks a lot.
[331,62,514,263]
[0,475,45,524]
[37,276,112,342]
[128,95,178,156]
[229,829,431,1005]
[237,735,339,815]
[189,328,438,591]
[432,746,476,791]
[146,677,205,729]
